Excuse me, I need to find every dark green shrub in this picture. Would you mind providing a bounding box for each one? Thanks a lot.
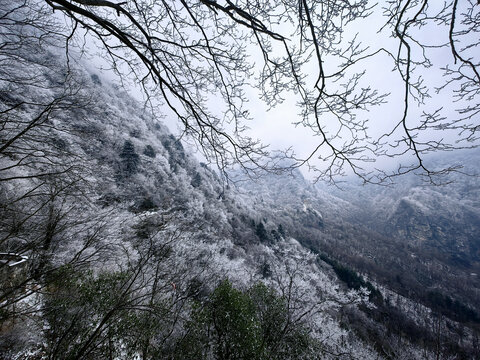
[191,172,202,188]
[177,280,313,360]
[143,144,156,158]
[178,280,262,359]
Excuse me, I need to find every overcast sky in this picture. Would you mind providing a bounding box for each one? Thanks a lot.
[86,1,478,181]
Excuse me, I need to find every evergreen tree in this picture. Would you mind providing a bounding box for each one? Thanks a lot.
[255,222,269,243]
[120,140,139,175]
[143,144,156,158]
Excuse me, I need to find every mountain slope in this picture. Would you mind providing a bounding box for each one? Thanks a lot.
[0,34,385,359]
[237,161,480,358]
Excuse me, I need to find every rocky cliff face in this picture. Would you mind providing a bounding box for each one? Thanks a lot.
[386,186,480,264]
[389,197,435,243]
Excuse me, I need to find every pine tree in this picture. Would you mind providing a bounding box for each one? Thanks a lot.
[120,140,139,175]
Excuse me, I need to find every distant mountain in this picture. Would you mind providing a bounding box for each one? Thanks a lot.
[318,153,480,292]
[236,155,480,358]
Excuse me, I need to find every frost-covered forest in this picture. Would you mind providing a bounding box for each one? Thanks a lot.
[1,0,480,359]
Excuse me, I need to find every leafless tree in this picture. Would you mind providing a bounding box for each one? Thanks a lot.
[13,0,472,183]
[0,1,112,345]
[37,210,217,360]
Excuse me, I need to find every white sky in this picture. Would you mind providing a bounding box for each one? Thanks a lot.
[80,0,478,180]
